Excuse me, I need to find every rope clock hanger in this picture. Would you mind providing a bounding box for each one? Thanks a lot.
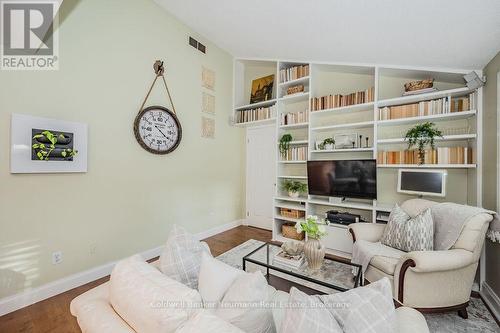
[133,60,182,155]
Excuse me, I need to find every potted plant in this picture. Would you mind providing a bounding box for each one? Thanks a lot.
[32,130,78,161]
[295,215,327,270]
[404,122,443,164]
[281,179,307,198]
[279,134,293,157]
[322,137,335,150]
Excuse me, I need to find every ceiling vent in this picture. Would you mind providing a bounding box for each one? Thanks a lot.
[189,36,206,54]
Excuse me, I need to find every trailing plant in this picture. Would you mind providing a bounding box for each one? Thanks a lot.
[404,122,443,164]
[279,134,293,156]
[295,215,327,239]
[32,130,78,161]
[281,179,307,194]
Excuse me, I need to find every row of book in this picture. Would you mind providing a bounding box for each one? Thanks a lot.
[378,93,477,120]
[280,65,309,83]
[282,146,308,161]
[377,147,474,165]
[235,105,276,123]
[310,87,375,111]
[280,110,309,126]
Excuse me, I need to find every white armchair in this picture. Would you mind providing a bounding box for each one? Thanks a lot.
[348,199,492,318]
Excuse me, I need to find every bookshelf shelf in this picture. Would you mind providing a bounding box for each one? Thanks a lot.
[310,102,375,116]
[311,148,373,153]
[279,122,309,129]
[377,110,477,126]
[377,164,477,169]
[275,215,306,224]
[278,160,307,164]
[233,118,276,127]
[277,175,308,179]
[308,198,374,211]
[311,120,374,132]
[274,196,308,203]
[377,87,474,108]
[279,76,310,87]
[279,92,310,103]
[377,134,477,144]
[234,58,482,260]
[235,99,277,111]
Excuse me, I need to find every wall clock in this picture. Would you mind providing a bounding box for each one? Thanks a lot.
[135,60,181,155]
[133,106,182,155]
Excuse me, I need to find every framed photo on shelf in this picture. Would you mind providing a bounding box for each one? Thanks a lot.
[334,133,358,149]
[250,74,274,104]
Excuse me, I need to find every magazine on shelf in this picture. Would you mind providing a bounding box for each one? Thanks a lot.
[273,250,304,269]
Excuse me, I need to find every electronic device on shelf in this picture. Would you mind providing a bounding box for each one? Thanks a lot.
[376,211,390,224]
[325,210,364,225]
[307,159,377,200]
[397,169,447,197]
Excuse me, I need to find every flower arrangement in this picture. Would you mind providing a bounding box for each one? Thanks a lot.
[295,215,327,240]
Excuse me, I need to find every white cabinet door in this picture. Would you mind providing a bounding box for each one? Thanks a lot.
[246,125,276,230]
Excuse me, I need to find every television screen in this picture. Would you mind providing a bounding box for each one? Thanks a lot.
[307,160,377,199]
[398,169,446,197]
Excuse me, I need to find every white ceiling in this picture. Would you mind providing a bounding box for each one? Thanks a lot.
[154,0,500,70]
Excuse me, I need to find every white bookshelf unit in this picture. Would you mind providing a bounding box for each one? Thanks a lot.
[233,59,482,259]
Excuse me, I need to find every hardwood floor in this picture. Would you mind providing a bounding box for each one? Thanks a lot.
[0,225,272,333]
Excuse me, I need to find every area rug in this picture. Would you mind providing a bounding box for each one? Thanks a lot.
[217,239,499,333]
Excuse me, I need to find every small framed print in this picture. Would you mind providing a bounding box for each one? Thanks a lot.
[201,116,215,139]
[334,133,358,149]
[202,66,215,90]
[202,92,215,115]
[11,113,88,173]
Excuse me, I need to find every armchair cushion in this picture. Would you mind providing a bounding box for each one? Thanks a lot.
[370,255,402,275]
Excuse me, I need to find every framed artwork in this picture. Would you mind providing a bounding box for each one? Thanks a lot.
[202,92,215,115]
[250,74,274,104]
[202,66,215,90]
[334,133,358,149]
[11,113,88,173]
[201,116,215,139]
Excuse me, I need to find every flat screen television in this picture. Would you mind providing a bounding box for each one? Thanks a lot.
[397,169,447,197]
[307,160,377,199]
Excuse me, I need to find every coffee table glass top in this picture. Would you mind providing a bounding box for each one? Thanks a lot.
[243,242,362,292]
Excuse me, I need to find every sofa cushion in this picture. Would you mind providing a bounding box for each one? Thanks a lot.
[382,205,434,252]
[320,277,396,333]
[280,287,343,333]
[216,270,274,333]
[109,255,202,333]
[370,254,403,275]
[176,310,245,333]
[159,225,211,289]
[198,252,243,307]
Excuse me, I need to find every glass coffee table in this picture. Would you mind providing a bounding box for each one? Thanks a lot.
[243,242,362,293]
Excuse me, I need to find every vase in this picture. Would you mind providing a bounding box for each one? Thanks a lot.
[288,191,299,198]
[303,238,325,270]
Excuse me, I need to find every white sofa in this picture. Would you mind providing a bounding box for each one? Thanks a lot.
[349,198,492,318]
[70,260,429,333]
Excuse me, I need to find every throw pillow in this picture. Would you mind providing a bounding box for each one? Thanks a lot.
[198,252,243,307]
[319,277,396,333]
[159,225,211,289]
[381,205,434,252]
[176,310,245,333]
[109,255,202,333]
[216,271,275,333]
[280,287,343,333]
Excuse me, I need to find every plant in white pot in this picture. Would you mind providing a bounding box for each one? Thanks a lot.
[295,216,327,270]
[322,137,335,150]
[281,180,307,198]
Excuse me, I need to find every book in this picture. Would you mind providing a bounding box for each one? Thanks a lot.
[310,87,374,111]
[273,250,304,269]
[377,147,474,165]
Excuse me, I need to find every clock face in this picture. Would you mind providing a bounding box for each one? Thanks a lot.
[133,106,182,154]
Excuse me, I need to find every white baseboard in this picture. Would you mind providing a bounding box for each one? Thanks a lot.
[0,220,242,317]
[480,282,500,323]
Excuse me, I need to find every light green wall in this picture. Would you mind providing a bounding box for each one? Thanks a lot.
[0,0,244,298]
[482,51,500,297]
